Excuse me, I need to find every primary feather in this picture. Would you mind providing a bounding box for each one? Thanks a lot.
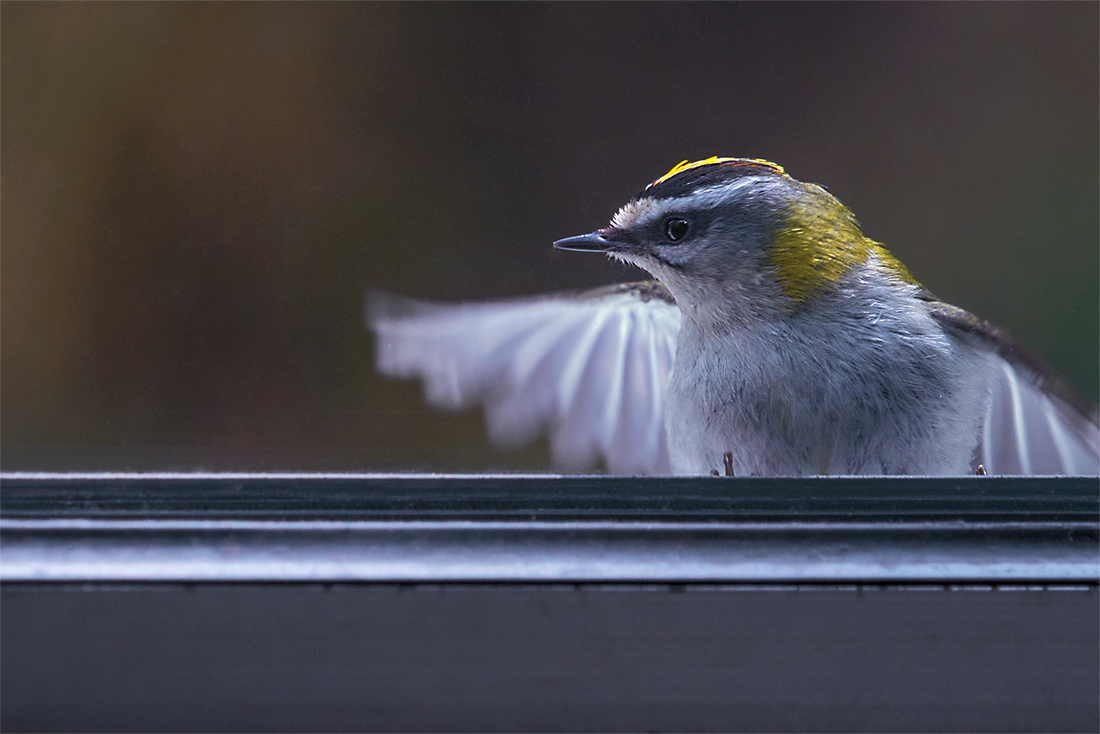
[367,283,680,474]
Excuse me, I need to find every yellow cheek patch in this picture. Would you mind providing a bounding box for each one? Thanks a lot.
[768,186,918,303]
[647,157,786,189]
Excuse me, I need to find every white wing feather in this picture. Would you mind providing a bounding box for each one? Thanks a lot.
[979,355,1099,475]
[366,287,680,474]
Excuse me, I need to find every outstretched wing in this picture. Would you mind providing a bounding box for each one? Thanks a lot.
[927,299,1100,475]
[366,282,681,474]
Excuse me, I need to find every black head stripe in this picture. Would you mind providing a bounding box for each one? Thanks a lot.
[637,158,788,200]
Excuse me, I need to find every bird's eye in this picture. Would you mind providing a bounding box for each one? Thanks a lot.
[663,217,690,242]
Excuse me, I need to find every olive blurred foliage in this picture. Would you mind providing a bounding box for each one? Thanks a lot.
[2,2,1097,472]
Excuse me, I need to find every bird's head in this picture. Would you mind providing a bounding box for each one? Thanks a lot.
[554,157,918,323]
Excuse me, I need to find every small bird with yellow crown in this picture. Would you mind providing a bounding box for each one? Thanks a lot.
[367,158,1099,476]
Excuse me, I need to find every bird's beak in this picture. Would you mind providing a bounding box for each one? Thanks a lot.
[553,230,621,252]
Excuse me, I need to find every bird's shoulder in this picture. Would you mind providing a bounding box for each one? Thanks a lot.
[559,280,677,306]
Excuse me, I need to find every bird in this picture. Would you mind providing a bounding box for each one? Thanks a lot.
[366,157,1099,476]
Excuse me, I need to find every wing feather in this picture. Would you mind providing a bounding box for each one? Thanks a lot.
[928,298,1099,475]
[366,283,681,474]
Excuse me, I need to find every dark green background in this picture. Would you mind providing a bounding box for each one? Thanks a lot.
[3,2,1097,472]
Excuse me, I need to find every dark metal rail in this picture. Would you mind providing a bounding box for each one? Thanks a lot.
[3,473,1097,583]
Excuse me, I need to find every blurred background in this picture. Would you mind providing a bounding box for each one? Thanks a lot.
[2,2,1097,472]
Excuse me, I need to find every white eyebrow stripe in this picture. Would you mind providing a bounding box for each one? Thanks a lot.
[609,176,769,231]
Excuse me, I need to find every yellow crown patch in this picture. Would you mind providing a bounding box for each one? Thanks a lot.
[647,157,786,189]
